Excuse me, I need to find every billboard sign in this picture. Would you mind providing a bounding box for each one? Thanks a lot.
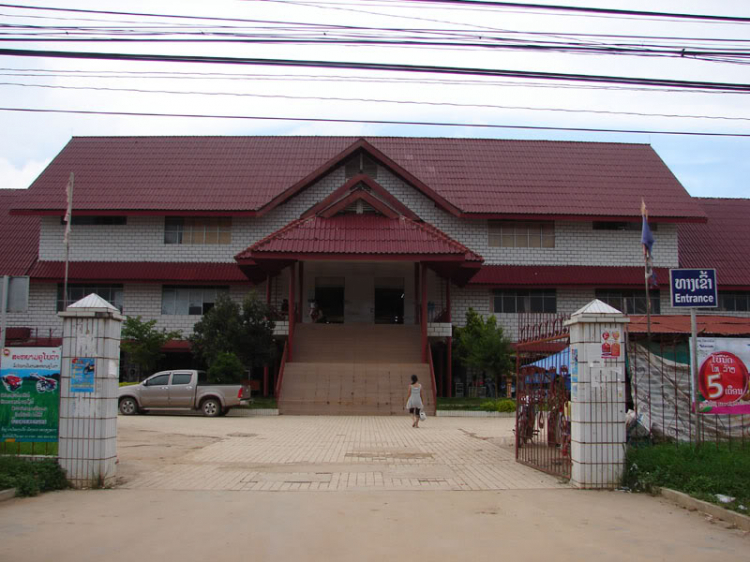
[0,347,61,442]
[670,268,718,308]
[693,338,750,415]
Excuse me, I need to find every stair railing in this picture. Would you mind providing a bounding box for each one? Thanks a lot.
[274,340,288,399]
[427,344,438,414]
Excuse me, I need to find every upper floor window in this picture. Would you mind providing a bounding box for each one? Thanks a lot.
[57,284,123,312]
[595,289,660,315]
[492,289,556,314]
[161,286,229,315]
[488,221,554,248]
[60,216,127,226]
[718,291,749,312]
[164,217,231,245]
[593,221,657,232]
[345,153,378,179]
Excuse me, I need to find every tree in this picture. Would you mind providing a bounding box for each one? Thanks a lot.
[121,316,182,380]
[207,352,246,384]
[454,308,513,397]
[190,292,276,373]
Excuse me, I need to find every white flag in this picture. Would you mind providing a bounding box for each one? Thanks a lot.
[63,172,74,246]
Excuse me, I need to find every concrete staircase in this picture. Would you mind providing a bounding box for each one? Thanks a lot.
[279,324,434,415]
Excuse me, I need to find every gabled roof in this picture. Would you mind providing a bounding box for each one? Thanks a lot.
[237,214,483,262]
[0,190,39,275]
[14,136,705,221]
[679,197,750,289]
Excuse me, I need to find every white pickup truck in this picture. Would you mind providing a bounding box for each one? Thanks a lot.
[118,370,251,417]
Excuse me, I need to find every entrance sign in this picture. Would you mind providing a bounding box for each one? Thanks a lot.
[0,347,61,442]
[670,269,718,308]
[692,338,750,415]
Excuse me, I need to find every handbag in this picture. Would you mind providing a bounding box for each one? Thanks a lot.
[419,410,427,421]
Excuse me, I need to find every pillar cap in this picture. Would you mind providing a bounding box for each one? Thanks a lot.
[564,299,630,326]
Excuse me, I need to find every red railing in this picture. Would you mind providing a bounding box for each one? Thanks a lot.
[427,344,437,414]
[274,341,288,399]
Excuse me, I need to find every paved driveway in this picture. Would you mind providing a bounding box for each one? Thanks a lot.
[117,414,567,492]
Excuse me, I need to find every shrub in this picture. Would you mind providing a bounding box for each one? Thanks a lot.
[496,399,516,413]
[480,400,497,412]
[207,352,245,384]
[0,457,70,497]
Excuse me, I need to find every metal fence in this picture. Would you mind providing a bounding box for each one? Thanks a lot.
[627,332,750,447]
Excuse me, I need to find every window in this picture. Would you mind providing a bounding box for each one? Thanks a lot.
[161,286,229,315]
[57,284,123,312]
[164,217,231,245]
[60,216,127,226]
[488,221,555,248]
[344,153,378,179]
[719,292,750,312]
[7,277,29,313]
[492,289,557,313]
[595,289,660,314]
[145,374,170,386]
[593,221,657,231]
[171,373,193,385]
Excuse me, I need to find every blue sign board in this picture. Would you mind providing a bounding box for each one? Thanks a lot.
[670,269,718,308]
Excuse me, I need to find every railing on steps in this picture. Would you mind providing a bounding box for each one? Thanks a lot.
[274,341,288,400]
[427,345,437,414]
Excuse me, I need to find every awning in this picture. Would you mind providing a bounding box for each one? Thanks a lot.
[29,261,248,284]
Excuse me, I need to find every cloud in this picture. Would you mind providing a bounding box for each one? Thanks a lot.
[0,157,50,190]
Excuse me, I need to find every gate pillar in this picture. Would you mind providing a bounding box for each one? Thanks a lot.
[58,294,123,488]
[564,300,629,489]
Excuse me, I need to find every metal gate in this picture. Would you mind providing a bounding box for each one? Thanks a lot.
[515,314,571,479]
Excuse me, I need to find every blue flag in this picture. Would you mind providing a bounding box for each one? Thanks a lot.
[641,215,654,255]
[641,210,657,287]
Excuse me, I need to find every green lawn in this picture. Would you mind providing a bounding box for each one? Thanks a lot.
[624,443,750,514]
[437,397,515,412]
[239,397,277,409]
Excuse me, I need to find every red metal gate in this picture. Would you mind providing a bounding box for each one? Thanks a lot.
[515,314,571,479]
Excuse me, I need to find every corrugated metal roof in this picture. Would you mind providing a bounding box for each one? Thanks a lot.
[468,265,669,287]
[14,136,704,219]
[679,197,750,288]
[239,214,483,260]
[29,261,247,283]
[628,315,750,335]
[0,190,39,276]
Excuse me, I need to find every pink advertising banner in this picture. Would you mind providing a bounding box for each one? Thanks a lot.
[693,338,750,415]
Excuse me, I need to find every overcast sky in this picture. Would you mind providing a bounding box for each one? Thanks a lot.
[1,0,749,199]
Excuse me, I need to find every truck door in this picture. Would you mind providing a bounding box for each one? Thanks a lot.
[139,372,170,407]
[169,371,195,408]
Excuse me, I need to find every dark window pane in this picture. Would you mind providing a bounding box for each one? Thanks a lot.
[147,374,170,386]
[172,373,192,385]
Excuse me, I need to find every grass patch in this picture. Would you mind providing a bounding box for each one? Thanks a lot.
[119,381,139,387]
[624,442,750,514]
[437,397,515,412]
[238,397,277,409]
[0,456,69,497]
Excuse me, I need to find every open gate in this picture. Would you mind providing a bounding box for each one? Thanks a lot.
[515,314,571,479]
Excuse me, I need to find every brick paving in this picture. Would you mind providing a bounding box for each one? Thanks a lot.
[119,416,568,492]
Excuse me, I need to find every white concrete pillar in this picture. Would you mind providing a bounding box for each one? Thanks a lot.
[58,294,122,488]
[565,300,629,489]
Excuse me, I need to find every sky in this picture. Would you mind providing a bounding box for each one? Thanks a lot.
[0,0,749,199]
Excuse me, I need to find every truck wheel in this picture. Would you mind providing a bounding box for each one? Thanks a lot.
[119,397,139,415]
[201,398,221,417]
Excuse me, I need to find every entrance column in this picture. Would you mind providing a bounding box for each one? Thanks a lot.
[421,263,428,362]
[58,294,123,488]
[564,301,629,489]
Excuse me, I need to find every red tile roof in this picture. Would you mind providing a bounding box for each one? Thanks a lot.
[469,265,669,287]
[0,190,39,275]
[237,214,483,262]
[628,315,750,335]
[29,261,247,283]
[14,136,704,220]
[679,198,750,288]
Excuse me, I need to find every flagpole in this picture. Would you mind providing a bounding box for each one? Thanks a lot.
[640,199,654,437]
[63,172,74,310]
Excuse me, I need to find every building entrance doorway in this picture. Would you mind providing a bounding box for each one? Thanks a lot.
[374,277,404,324]
[315,277,345,323]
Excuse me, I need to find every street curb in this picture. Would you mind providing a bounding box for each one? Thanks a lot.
[436,410,514,418]
[659,488,750,531]
[228,408,279,417]
[0,488,16,502]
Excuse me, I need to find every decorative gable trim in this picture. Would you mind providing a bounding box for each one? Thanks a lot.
[318,189,399,219]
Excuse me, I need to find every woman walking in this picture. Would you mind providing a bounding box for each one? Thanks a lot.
[406,374,424,428]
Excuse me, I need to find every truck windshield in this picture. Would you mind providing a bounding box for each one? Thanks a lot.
[197,371,208,383]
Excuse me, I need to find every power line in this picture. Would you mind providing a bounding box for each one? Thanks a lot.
[3,80,748,122]
[2,48,749,92]
[1,106,749,137]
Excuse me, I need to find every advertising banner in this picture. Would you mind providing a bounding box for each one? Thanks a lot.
[693,338,750,415]
[70,357,95,393]
[0,347,61,442]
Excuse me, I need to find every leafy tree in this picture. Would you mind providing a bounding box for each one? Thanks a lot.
[121,316,182,379]
[207,352,246,384]
[190,291,276,371]
[454,308,513,396]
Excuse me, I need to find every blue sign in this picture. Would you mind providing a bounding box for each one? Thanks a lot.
[670,269,718,308]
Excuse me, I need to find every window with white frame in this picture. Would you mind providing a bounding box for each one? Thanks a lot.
[488,221,555,248]
[164,217,231,245]
[161,286,229,315]
[718,291,750,312]
[491,289,557,313]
